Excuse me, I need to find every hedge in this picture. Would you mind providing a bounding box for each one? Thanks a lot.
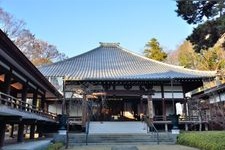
[177,131,225,150]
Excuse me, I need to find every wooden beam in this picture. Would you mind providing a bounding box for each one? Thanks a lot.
[101,90,155,96]
[0,116,22,124]
[21,119,37,124]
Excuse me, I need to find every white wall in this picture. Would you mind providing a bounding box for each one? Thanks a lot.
[48,103,62,114]
[164,92,184,98]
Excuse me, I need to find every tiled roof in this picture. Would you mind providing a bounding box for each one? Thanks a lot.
[39,43,216,80]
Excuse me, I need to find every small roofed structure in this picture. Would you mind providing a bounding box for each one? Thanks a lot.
[0,29,62,147]
[39,42,216,133]
[189,80,225,130]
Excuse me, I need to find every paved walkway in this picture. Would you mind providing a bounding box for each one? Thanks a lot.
[2,140,199,150]
[66,144,199,150]
[2,138,52,150]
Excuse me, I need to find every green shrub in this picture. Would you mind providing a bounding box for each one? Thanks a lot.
[177,131,225,150]
[46,142,64,150]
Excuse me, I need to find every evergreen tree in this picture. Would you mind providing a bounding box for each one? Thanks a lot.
[144,38,167,61]
[176,1,225,52]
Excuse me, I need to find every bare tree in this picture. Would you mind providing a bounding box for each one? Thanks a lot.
[14,29,67,66]
[0,8,25,39]
[0,7,67,66]
[209,101,225,130]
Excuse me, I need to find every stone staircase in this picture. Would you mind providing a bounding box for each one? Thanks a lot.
[66,121,177,146]
[67,132,177,145]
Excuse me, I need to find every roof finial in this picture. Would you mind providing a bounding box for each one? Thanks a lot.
[99,42,120,47]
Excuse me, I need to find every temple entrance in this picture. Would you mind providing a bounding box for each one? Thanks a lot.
[90,97,144,121]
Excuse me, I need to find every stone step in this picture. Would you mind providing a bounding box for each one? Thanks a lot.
[67,133,176,145]
[68,142,175,146]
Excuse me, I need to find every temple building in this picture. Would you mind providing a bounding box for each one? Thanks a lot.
[39,42,216,132]
[0,29,62,147]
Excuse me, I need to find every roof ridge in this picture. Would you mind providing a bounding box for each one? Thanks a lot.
[99,42,120,47]
[117,45,216,74]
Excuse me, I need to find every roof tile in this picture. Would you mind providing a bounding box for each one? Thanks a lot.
[39,43,216,80]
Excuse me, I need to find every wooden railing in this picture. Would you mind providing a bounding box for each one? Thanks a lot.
[0,91,57,120]
[67,116,82,125]
[153,115,202,122]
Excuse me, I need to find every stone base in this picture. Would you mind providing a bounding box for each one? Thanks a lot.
[171,129,180,134]
[58,130,67,135]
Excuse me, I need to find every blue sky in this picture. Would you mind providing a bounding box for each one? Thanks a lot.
[1,0,193,57]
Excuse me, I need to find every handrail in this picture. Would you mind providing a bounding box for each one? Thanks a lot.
[144,117,159,145]
[85,119,90,145]
[0,91,57,120]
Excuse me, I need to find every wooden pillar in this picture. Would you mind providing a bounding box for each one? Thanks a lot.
[17,122,24,142]
[62,77,66,115]
[10,124,14,137]
[165,123,168,132]
[140,97,143,113]
[161,85,166,120]
[187,101,191,121]
[37,124,43,138]
[205,123,208,131]
[121,100,124,117]
[21,83,28,110]
[171,78,176,115]
[147,95,154,123]
[30,124,35,139]
[162,100,166,121]
[32,90,38,110]
[185,123,188,131]
[3,69,12,95]
[183,100,187,120]
[82,94,87,126]
[2,69,12,104]
[140,97,143,115]
[199,123,202,131]
[41,94,45,111]
[0,121,6,147]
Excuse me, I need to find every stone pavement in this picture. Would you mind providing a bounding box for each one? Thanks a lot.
[2,140,199,150]
[2,138,52,150]
[66,144,199,150]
